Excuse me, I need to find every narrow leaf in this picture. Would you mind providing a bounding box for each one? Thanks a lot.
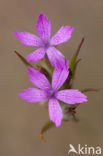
[40,121,55,142]
[67,38,85,88]
[81,88,101,93]
[14,51,33,67]
[69,38,84,74]
[75,58,82,66]
[75,38,84,58]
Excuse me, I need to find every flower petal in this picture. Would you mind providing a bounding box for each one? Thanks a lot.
[27,48,45,62]
[18,88,48,103]
[49,98,63,127]
[56,89,88,104]
[36,14,51,40]
[14,31,41,46]
[52,61,69,90]
[50,26,74,45]
[47,47,65,68]
[27,66,51,90]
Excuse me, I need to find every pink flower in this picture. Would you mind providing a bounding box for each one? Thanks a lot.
[14,13,74,68]
[18,63,87,127]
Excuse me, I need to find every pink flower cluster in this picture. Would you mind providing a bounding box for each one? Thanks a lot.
[15,14,87,127]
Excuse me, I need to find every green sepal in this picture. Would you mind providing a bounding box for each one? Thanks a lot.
[41,54,54,75]
[69,55,76,74]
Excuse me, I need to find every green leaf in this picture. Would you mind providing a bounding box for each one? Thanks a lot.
[69,38,84,74]
[14,51,52,82]
[81,88,101,93]
[40,121,55,142]
[14,51,33,67]
[69,56,76,74]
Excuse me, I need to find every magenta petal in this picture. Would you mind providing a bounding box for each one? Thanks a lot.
[36,14,51,40]
[14,31,41,46]
[49,98,63,127]
[50,26,74,45]
[52,63,69,90]
[47,47,65,68]
[18,88,48,103]
[56,89,88,104]
[27,48,45,62]
[27,66,51,90]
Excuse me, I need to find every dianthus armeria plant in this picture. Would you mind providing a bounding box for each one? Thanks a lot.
[14,13,100,141]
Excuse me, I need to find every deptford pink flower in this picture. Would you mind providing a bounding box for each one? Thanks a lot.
[14,13,74,67]
[18,63,87,127]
